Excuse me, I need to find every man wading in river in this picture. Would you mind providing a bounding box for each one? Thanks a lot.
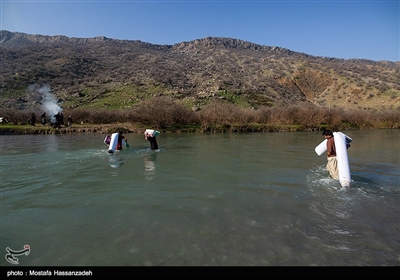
[322,130,339,179]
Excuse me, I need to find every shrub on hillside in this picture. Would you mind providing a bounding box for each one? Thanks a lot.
[198,100,258,126]
[130,96,198,128]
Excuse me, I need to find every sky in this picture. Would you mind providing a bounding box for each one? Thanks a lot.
[1,0,399,62]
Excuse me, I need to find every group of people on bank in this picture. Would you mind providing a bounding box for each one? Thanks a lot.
[29,111,72,128]
[104,129,159,151]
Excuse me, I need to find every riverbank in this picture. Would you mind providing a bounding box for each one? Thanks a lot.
[0,122,324,135]
[0,123,140,135]
[2,122,398,135]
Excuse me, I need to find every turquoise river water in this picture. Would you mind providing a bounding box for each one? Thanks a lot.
[0,129,399,266]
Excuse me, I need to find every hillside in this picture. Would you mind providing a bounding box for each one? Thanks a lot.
[1,30,399,111]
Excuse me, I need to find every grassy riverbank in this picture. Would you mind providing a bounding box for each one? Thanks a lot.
[1,98,399,135]
[1,121,397,135]
[0,122,309,135]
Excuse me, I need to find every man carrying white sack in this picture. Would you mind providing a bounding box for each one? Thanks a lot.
[322,130,339,179]
[145,130,159,150]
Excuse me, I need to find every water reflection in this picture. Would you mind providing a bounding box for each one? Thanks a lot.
[46,134,59,153]
[108,152,124,169]
[144,152,157,181]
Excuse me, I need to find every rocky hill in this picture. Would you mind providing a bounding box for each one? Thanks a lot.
[1,30,399,111]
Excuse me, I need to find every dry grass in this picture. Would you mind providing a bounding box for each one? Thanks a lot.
[1,97,399,132]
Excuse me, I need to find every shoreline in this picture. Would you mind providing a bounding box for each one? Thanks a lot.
[0,122,396,135]
[0,123,142,135]
[0,123,311,135]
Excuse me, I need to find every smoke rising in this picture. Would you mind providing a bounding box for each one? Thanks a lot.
[37,85,62,121]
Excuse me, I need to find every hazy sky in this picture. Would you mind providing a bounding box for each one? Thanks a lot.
[1,0,399,61]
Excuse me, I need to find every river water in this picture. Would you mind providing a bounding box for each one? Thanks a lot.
[0,130,399,266]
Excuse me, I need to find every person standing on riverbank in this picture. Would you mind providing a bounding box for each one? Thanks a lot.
[67,115,72,127]
[54,112,61,128]
[29,113,36,126]
[41,112,47,125]
[60,112,64,126]
[322,130,339,179]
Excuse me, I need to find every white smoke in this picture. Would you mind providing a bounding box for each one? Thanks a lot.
[38,85,62,122]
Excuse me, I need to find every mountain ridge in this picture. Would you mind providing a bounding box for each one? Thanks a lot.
[1,30,399,111]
